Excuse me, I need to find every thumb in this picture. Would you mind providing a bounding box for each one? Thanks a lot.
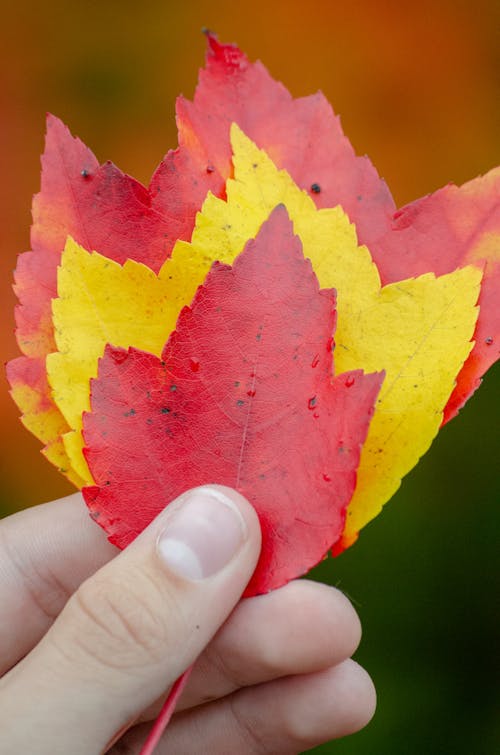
[0,485,261,755]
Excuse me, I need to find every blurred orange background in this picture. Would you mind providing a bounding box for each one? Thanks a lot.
[1,1,498,753]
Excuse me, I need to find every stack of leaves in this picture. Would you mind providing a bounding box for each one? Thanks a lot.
[7,34,499,597]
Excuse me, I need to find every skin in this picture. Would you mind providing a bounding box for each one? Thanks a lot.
[0,486,376,754]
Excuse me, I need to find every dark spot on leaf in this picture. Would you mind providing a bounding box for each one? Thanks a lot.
[146,418,154,425]
[81,168,91,178]
[308,396,317,409]
[234,381,240,387]
[161,407,171,414]
[485,336,493,345]
[357,194,363,201]
[170,384,177,392]
[256,333,262,341]
[311,183,321,194]
[123,408,136,417]
[236,399,245,406]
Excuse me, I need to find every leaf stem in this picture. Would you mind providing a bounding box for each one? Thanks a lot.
[139,665,194,755]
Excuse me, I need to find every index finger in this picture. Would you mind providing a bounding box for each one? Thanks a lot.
[0,493,117,674]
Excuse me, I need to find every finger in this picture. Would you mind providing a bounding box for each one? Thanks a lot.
[179,579,362,710]
[116,659,376,754]
[0,493,117,673]
[0,486,261,755]
[124,579,361,725]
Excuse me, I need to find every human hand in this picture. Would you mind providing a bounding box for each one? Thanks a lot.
[0,485,375,754]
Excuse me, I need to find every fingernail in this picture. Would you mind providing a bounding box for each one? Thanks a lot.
[157,487,248,580]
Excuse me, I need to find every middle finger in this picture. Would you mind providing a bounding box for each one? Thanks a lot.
[140,579,361,720]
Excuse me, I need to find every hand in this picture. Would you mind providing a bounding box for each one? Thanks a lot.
[0,485,375,754]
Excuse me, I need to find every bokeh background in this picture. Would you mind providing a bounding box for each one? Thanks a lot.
[1,1,498,753]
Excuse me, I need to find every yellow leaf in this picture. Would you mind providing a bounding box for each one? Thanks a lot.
[47,125,481,537]
[47,239,179,483]
[9,368,84,486]
[162,125,482,537]
[42,437,87,488]
[160,124,380,322]
[10,382,67,444]
[338,268,481,541]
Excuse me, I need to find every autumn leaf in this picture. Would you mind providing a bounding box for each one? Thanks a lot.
[38,125,482,542]
[149,127,483,541]
[46,239,179,483]
[150,32,395,255]
[83,208,382,595]
[154,33,498,421]
[6,34,498,551]
[365,170,500,421]
[7,114,196,480]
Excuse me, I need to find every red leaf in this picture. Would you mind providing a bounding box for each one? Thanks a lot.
[366,170,500,421]
[83,207,382,595]
[11,115,183,468]
[151,33,395,257]
[153,34,498,421]
[15,115,179,359]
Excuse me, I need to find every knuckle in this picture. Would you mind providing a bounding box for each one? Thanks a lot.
[229,696,273,755]
[204,641,251,691]
[67,567,177,671]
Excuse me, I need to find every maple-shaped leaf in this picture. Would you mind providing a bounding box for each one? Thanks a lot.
[151,32,395,258]
[6,34,498,557]
[7,114,195,480]
[46,238,179,483]
[83,207,382,595]
[366,169,500,421]
[43,128,481,539]
[152,33,499,421]
[152,128,482,544]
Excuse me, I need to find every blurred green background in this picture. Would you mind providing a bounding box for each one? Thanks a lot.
[1,1,498,753]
